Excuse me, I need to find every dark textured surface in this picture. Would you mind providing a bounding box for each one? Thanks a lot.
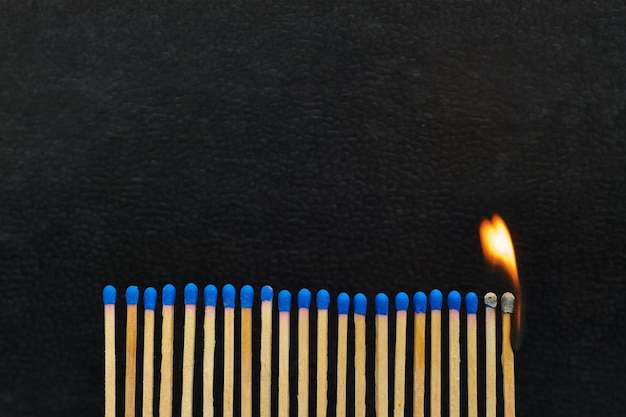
[1,1,625,416]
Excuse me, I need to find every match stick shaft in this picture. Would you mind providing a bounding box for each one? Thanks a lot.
[223,307,235,417]
[502,312,516,417]
[467,314,477,417]
[354,313,366,417]
[413,311,426,417]
[298,308,309,417]
[394,310,407,417]
[316,309,328,417]
[336,314,348,417]
[125,304,137,417]
[182,304,197,417]
[203,306,216,417]
[279,311,291,417]
[449,309,460,417]
[260,300,273,417]
[485,307,496,417]
[376,314,389,417]
[104,304,116,417]
[159,305,175,417]
[241,307,252,417]
[430,309,441,417]
[142,309,155,417]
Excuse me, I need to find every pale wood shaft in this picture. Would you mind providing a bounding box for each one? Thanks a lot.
[181,305,197,417]
[376,314,389,417]
[298,308,309,417]
[449,310,460,417]
[393,311,407,417]
[142,310,155,417]
[125,304,138,417]
[467,314,478,417]
[412,312,426,417]
[354,314,366,417]
[159,305,175,417]
[485,308,497,417]
[223,308,235,417]
[279,312,291,417]
[260,302,273,417]
[105,305,116,417]
[430,310,441,417]
[241,308,253,417]
[502,313,516,417]
[316,310,328,417]
[335,315,348,417]
[203,307,216,417]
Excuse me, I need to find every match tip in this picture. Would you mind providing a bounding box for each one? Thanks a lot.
[375,293,389,315]
[240,285,254,308]
[337,292,350,314]
[353,293,367,315]
[413,291,427,313]
[222,284,236,308]
[429,289,443,310]
[102,285,117,305]
[501,292,515,313]
[484,292,498,308]
[261,285,274,302]
[395,292,409,311]
[465,292,478,314]
[298,288,312,309]
[278,290,291,312]
[162,284,176,306]
[447,290,461,311]
[184,283,198,305]
[125,286,139,305]
[144,287,157,310]
[204,284,218,307]
[316,289,330,310]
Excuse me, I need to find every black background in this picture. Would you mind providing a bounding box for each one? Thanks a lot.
[1,1,625,416]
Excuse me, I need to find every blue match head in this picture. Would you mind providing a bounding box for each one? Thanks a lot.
[278,290,291,312]
[447,290,461,311]
[375,293,389,315]
[353,293,367,315]
[316,289,330,310]
[337,292,350,315]
[429,289,443,310]
[240,285,254,309]
[125,286,139,305]
[204,284,218,307]
[465,292,479,314]
[184,283,198,305]
[395,292,409,311]
[162,284,176,306]
[298,289,312,309]
[222,284,236,308]
[261,285,274,302]
[413,291,427,313]
[144,287,157,310]
[102,285,117,305]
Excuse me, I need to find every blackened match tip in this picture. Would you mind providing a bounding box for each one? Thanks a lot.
[501,292,515,313]
[484,292,498,308]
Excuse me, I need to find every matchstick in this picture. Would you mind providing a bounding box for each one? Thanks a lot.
[353,293,367,417]
[484,292,497,417]
[182,284,198,417]
[375,293,389,417]
[393,292,409,417]
[240,285,254,417]
[142,287,157,417]
[278,290,292,417]
[125,286,139,417]
[103,285,116,417]
[222,284,236,417]
[335,292,350,417]
[465,292,478,417]
[203,285,218,417]
[429,289,442,417]
[501,292,516,417]
[412,291,427,417]
[447,291,461,417]
[316,290,330,417]
[159,284,176,417]
[298,289,312,417]
[260,286,274,417]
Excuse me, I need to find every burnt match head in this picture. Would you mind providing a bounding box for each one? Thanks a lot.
[501,292,515,313]
[484,292,497,309]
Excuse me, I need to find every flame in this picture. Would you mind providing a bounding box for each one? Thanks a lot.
[480,214,522,347]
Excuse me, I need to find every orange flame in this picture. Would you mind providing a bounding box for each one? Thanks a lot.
[480,214,522,346]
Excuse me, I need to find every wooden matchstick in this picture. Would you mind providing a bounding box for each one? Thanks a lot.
[298,289,312,417]
[203,285,218,417]
[501,292,516,417]
[393,292,409,417]
[375,293,389,417]
[142,287,157,417]
[429,289,442,417]
[103,286,116,417]
[181,284,198,417]
[465,292,478,417]
[484,292,497,417]
[240,285,254,417]
[222,284,236,417]
[447,291,461,417]
[353,293,367,417]
[316,290,330,417]
[336,292,350,417]
[278,290,292,417]
[125,286,139,417]
[260,286,274,417]
[159,284,176,417]
[412,291,426,417]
